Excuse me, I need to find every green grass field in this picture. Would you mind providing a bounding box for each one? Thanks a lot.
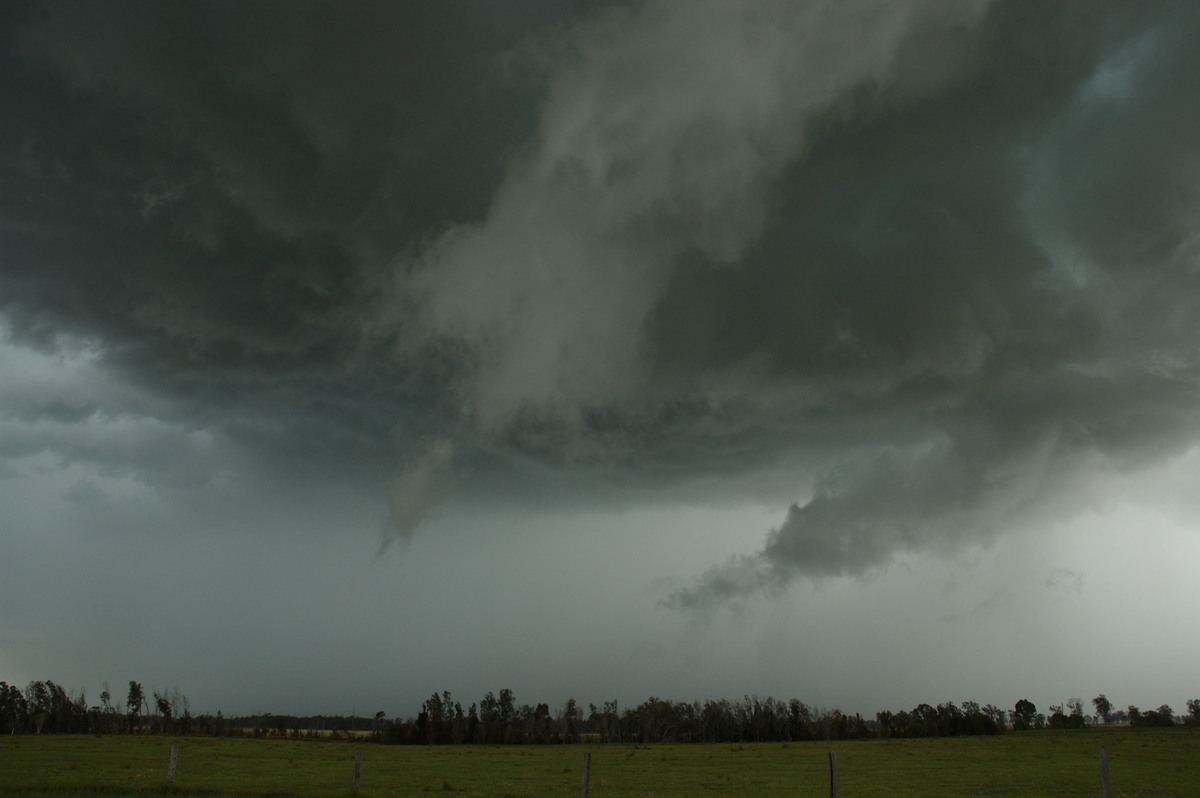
[1,729,1197,797]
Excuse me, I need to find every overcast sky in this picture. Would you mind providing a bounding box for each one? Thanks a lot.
[3,0,1200,720]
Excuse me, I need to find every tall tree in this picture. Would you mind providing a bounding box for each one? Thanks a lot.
[127,681,145,733]
[498,689,516,743]
[0,683,29,735]
[1066,698,1086,728]
[1012,699,1037,731]
[560,698,581,743]
[154,691,173,734]
[1092,694,1113,724]
[479,692,499,744]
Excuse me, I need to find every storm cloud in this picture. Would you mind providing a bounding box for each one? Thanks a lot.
[390,0,1200,593]
[3,0,1200,713]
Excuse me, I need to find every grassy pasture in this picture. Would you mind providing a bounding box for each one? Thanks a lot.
[1,729,1197,797]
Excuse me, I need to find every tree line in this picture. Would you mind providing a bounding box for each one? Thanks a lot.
[3,679,1198,742]
[0,679,194,736]
[379,692,986,744]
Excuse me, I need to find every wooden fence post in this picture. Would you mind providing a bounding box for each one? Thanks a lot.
[581,751,591,798]
[167,743,179,785]
[353,749,363,792]
[828,750,839,798]
[1099,746,1111,798]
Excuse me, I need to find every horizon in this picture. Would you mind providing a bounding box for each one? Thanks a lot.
[7,675,1188,730]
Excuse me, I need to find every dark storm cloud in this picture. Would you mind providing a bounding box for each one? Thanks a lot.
[4,1,1200,597]
[391,0,1200,587]
[657,1,1200,603]
[1,0,543,492]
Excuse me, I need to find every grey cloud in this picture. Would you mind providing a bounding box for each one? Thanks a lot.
[13,1,491,240]
[673,360,1200,604]
[1045,568,1084,601]
[638,1,1200,603]
[397,0,999,430]
[3,0,1200,615]
[6,1,1200,720]
[1,0,520,491]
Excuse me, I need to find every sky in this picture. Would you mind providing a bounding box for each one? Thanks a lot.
[3,0,1200,720]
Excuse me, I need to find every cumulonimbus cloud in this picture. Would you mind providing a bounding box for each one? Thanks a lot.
[395,0,1200,603]
[400,0,995,430]
[6,0,1200,607]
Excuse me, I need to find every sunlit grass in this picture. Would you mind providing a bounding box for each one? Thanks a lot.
[1,728,1197,797]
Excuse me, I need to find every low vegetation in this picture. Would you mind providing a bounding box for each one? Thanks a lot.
[2,729,1199,797]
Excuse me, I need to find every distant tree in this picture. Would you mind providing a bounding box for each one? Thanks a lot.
[154,691,173,734]
[910,703,937,737]
[1139,704,1176,727]
[24,681,68,733]
[960,701,1005,735]
[982,705,1008,734]
[170,688,192,734]
[1092,694,1113,724]
[97,683,119,734]
[788,699,814,741]
[452,699,465,744]
[1186,699,1200,727]
[1129,704,1175,727]
[127,681,144,733]
[935,702,963,736]
[479,692,500,743]
[0,683,29,735]
[560,698,581,743]
[631,696,679,743]
[512,702,533,743]
[1066,698,1086,729]
[420,692,444,744]
[26,681,49,716]
[876,710,893,739]
[498,689,516,742]
[532,702,553,743]
[1012,699,1037,731]
[42,681,80,733]
[466,703,480,743]
[589,700,621,743]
